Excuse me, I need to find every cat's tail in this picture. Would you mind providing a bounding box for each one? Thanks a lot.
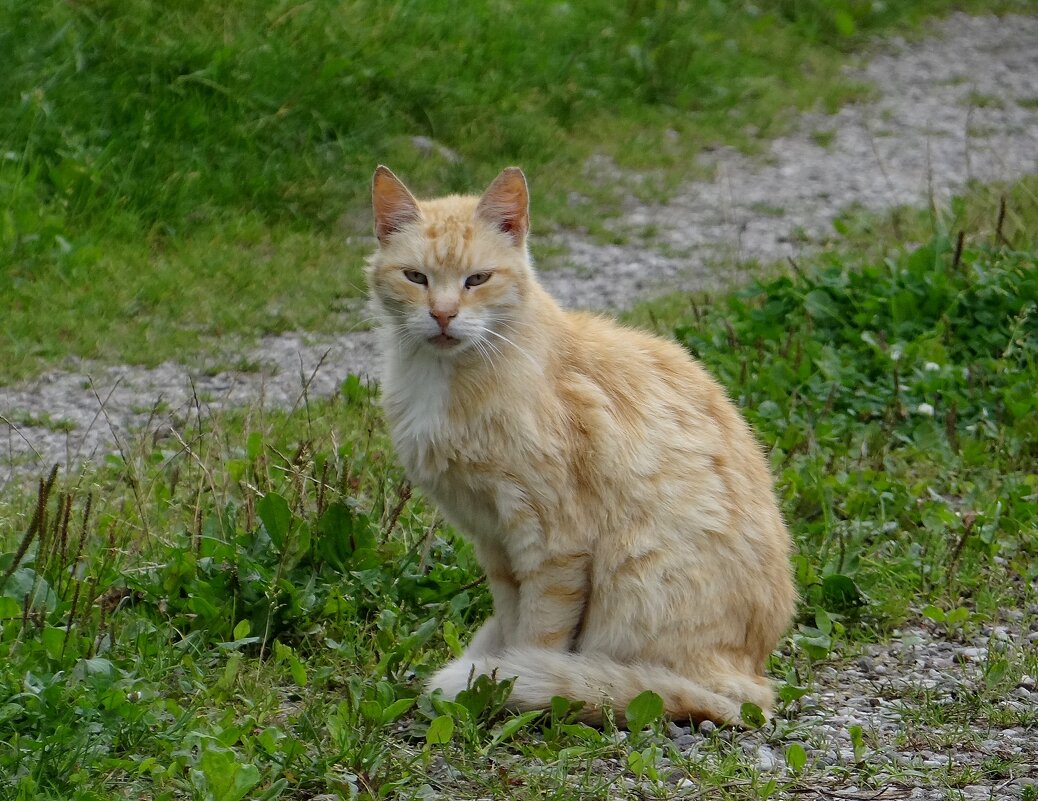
[428,648,763,726]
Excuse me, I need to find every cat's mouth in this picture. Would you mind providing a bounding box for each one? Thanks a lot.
[428,333,460,348]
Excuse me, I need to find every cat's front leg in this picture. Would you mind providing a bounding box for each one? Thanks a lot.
[513,551,591,651]
[468,538,521,653]
[461,615,505,658]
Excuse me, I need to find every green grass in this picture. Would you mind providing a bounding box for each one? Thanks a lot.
[2,215,372,371]
[3,0,1034,381]
[2,213,1036,798]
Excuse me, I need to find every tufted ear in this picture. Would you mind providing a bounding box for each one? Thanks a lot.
[475,167,529,246]
[372,165,421,244]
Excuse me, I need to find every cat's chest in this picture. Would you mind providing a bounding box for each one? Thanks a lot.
[382,356,455,479]
[381,355,532,538]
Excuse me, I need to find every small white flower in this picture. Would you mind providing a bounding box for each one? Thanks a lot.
[924,362,940,371]
[917,402,935,416]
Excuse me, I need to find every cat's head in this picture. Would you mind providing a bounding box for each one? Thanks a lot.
[367,166,534,359]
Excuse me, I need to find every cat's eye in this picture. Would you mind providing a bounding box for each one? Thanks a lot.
[465,271,492,288]
[403,269,428,286]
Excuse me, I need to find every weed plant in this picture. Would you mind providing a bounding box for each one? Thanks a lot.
[1,221,1035,798]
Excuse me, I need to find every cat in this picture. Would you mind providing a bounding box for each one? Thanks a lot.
[367,165,796,725]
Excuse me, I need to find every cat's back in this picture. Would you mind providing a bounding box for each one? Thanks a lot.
[555,309,751,440]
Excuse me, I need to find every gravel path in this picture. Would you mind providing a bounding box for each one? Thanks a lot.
[659,619,1038,799]
[3,12,1038,480]
[542,617,1037,800]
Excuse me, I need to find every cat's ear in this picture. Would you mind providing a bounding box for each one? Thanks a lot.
[372,165,421,244]
[476,167,529,246]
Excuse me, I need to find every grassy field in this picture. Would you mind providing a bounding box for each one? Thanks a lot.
[1,188,1036,798]
[2,0,1034,380]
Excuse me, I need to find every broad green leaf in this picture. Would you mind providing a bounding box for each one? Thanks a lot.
[0,702,25,727]
[820,573,864,611]
[199,746,261,801]
[218,653,242,691]
[0,596,21,617]
[256,727,283,753]
[849,724,865,762]
[627,748,648,777]
[804,289,840,320]
[442,620,463,657]
[226,459,246,483]
[382,697,417,724]
[489,710,541,747]
[425,714,454,745]
[833,10,856,36]
[388,618,439,667]
[274,642,307,687]
[258,492,292,549]
[740,701,766,728]
[921,605,945,623]
[985,657,1010,688]
[41,626,66,661]
[946,607,970,627]
[2,568,57,612]
[75,657,116,677]
[626,690,664,732]
[786,742,807,772]
[778,682,809,703]
[360,699,383,724]
[257,778,289,801]
[550,695,572,721]
[246,431,264,461]
[429,696,471,722]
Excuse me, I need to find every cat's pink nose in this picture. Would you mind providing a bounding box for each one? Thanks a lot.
[430,308,458,332]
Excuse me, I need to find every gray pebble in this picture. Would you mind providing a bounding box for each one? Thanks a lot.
[666,721,689,738]
[754,746,781,771]
[673,734,697,750]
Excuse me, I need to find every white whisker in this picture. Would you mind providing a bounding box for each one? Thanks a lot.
[480,325,540,370]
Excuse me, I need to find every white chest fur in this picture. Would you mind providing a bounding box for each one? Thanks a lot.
[381,349,454,480]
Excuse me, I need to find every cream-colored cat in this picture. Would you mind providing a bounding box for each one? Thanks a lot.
[367,166,796,724]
